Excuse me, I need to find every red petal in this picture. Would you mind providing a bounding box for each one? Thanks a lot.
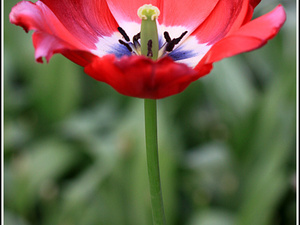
[201,5,286,64]
[249,0,261,9]
[241,0,262,26]
[41,0,118,39]
[9,1,90,64]
[9,0,118,64]
[159,0,219,32]
[61,50,97,67]
[32,31,96,66]
[191,0,250,44]
[10,1,93,49]
[84,55,203,99]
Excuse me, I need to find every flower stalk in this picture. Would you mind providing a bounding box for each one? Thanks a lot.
[144,99,167,225]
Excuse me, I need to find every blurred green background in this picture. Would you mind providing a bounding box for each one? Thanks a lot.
[3,0,296,225]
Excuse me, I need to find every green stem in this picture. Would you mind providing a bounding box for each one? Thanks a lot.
[144,99,167,225]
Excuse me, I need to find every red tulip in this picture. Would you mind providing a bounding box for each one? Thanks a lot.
[10,0,286,99]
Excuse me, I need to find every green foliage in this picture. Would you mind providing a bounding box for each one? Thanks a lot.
[4,0,296,224]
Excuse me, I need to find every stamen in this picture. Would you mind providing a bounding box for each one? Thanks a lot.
[165,31,188,52]
[118,27,130,42]
[147,40,153,57]
[166,41,175,52]
[164,32,171,43]
[133,32,141,42]
[133,32,141,49]
[173,31,188,44]
[119,39,133,52]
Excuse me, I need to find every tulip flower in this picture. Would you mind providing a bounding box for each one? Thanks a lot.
[9,1,286,225]
[10,0,285,99]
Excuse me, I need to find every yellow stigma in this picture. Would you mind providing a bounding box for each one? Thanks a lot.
[137,4,160,20]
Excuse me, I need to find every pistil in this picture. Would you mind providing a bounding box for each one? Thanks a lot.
[138,4,160,60]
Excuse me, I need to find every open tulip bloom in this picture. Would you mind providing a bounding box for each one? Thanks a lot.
[10,0,286,224]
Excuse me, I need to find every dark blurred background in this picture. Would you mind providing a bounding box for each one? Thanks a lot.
[3,0,296,225]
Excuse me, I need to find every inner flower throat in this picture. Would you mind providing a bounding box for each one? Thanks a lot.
[117,4,188,60]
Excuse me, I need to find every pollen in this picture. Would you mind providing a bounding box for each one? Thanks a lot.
[137,4,160,21]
